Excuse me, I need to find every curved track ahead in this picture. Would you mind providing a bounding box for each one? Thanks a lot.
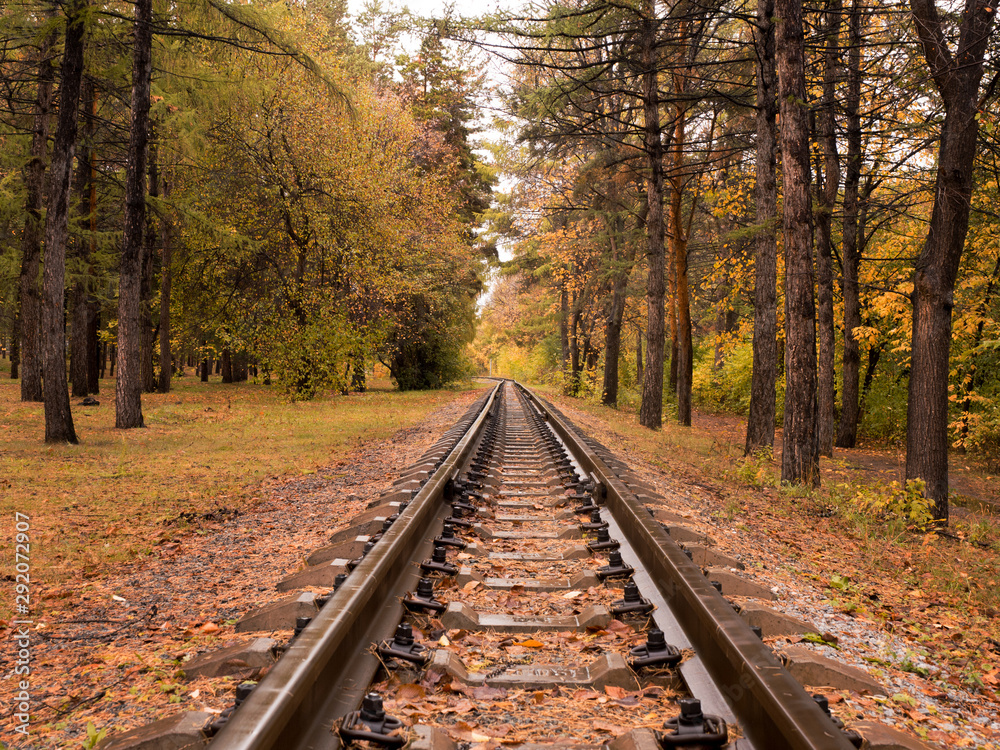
[209,380,858,750]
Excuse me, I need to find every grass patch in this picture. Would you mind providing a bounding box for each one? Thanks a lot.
[0,371,478,604]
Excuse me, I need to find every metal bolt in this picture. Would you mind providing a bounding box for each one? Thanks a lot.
[590,509,601,523]
[393,623,414,647]
[235,682,256,705]
[416,578,435,598]
[596,527,611,544]
[813,694,830,715]
[431,545,448,563]
[334,573,348,590]
[359,692,385,723]
[710,580,723,592]
[647,628,667,650]
[294,616,312,637]
[678,697,704,726]
[623,581,641,603]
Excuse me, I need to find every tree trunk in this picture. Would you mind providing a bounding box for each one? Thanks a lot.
[636,331,643,385]
[814,0,841,458]
[41,0,89,444]
[87,299,99,393]
[70,77,96,399]
[116,0,153,429]
[352,360,366,392]
[10,315,19,379]
[17,29,56,403]
[221,348,233,383]
[141,137,158,394]
[745,0,779,455]
[669,103,693,427]
[559,286,570,382]
[776,0,819,485]
[905,0,996,521]
[602,234,629,407]
[568,298,581,396]
[638,0,666,430]
[71,284,89,397]
[836,0,864,449]
[157,177,173,393]
[201,350,209,382]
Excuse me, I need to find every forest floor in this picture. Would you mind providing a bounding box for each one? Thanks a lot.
[539,387,1000,749]
[0,373,997,749]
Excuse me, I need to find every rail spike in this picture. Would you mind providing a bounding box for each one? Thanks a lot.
[658,698,728,748]
[338,692,407,748]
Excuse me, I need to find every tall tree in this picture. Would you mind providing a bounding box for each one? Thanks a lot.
[814,0,842,457]
[905,0,997,520]
[157,174,174,393]
[835,0,864,448]
[16,25,56,403]
[745,0,778,454]
[116,0,153,429]
[776,0,819,485]
[41,0,89,444]
[637,0,667,430]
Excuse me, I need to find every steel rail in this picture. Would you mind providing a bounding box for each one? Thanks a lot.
[514,382,856,750]
[210,381,502,750]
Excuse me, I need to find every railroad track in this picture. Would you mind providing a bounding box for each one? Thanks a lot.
[175,381,864,750]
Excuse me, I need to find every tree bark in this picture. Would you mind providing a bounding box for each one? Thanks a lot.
[157,176,173,393]
[814,0,841,458]
[745,0,779,455]
[602,231,630,407]
[776,0,819,485]
[10,314,19,379]
[141,137,158,393]
[669,102,693,426]
[70,77,96,398]
[71,284,89,397]
[87,298,99,393]
[41,0,89,444]
[836,0,864,448]
[17,29,57,403]
[559,285,570,381]
[116,0,153,429]
[568,295,581,396]
[638,0,666,430]
[221,348,233,383]
[635,330,643,385]
[905,0,996,521]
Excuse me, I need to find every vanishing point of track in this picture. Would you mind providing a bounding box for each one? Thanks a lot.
[208,380,861,750]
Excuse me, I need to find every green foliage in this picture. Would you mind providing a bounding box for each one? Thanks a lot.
[692,342,755,414]
[852,479,936,531]
[81,722,107,750]
[734,446,776,489]
[802,632,840,649]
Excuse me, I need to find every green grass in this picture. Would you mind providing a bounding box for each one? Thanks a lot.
[0,368,478,600]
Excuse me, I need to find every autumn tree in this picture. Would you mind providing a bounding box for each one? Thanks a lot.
[905,0,997,520]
